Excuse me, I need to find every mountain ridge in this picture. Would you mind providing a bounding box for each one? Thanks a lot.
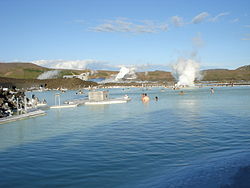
[0,62,250,81]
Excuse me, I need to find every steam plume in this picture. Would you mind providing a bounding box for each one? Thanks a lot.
[115,66,137,81]
[37,70,61,80]
[172,58,200,87]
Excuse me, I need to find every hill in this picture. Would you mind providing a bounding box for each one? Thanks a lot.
[0,62,49,79]
[236,65,250,71]
[0,62,250,82]
[202,68,250,81]
[0,62,118,80]
[136,71,174,82]
[0,77,97,90]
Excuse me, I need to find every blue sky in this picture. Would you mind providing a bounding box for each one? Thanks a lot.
[0,0,249,70]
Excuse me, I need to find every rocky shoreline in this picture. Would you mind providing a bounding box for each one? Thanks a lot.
[0,88,26,118]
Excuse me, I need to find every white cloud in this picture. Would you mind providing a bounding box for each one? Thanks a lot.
[32,59,104,70]
[191,12,209,24]
[90,18,168,33]
[171,16,184,27]
[116,63,170,71]
[209,12,229,22]
[32,60,171,71]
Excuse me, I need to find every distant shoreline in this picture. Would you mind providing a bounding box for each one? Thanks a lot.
[0,76,250,90]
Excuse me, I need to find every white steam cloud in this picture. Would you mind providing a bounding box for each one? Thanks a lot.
[115,66,137,81]
[32,59,103,70]
[37,70,61,80]
[172,58,201,87]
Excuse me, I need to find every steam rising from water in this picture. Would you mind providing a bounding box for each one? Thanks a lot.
[115,66,137,81]
[172,58,200,87]
[37,70,61,80]
[99,66,137,83]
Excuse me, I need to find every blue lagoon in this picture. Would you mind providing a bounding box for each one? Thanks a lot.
[0,86,250,188]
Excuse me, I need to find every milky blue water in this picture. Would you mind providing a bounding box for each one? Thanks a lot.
[0,86,250,188]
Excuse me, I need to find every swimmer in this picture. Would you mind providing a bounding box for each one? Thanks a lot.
[210,88,214,94]
[179,91,185,95]
[142,93,150,103]
[155,96,158,101]
[141,93,145,101]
